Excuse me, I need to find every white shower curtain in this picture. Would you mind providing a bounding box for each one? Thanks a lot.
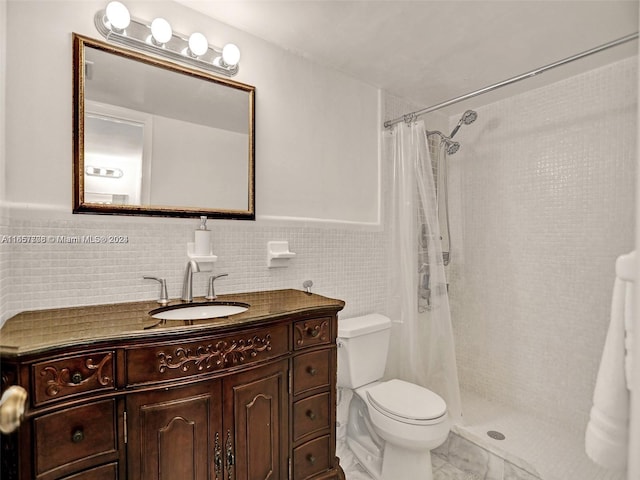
[385,119,462,423]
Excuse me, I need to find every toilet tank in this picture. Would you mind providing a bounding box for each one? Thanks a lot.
[337,314,392,388]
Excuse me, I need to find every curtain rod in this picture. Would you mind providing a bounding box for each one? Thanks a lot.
[384,32,639,129]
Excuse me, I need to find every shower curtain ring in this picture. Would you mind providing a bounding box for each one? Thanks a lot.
[403,113,417,125]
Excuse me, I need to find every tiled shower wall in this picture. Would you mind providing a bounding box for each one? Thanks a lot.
[447,56,638,432]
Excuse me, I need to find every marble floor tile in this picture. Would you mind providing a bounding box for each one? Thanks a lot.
[504,462,542,480]
[433,460,481,480]
[340,447,476,480]
[446,433,504,480]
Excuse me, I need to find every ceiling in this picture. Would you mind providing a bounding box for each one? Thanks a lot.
[175,1,639,116]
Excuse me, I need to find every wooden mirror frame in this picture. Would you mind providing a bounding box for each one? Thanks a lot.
[72,33,255,220]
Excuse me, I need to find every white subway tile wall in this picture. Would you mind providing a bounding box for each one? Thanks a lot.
[2,213,387,323]
[447,56,637,432]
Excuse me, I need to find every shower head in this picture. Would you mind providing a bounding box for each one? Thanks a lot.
[446,141,460,155]
[449,110,478,139]
[449,110,477,138]
[461,110,478,124]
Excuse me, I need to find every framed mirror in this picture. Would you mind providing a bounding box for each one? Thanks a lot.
[73,33,255,219]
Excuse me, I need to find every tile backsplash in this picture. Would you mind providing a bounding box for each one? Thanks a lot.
[2,210,387,324]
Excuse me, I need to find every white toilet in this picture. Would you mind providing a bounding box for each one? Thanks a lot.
[337,314,450,480]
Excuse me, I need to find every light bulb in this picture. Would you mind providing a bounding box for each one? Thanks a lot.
[222,43,240,66]
[105,1,130,30]
[151,18,172,44]
[188,32,208,57]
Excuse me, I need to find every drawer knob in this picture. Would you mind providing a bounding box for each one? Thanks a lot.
[71,372,83,384]
[71,428,84,443]
[306,410,316,420]
[307,327,320,338]
[307,454,316,465]
[307,366,317,376]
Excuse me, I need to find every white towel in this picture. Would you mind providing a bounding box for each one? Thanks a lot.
[585,251,635,471]
[616,251,636,390]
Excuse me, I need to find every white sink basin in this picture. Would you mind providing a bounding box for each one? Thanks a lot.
[150,303,249,321]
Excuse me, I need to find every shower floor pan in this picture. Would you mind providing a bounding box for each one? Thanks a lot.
[436,389,626,480]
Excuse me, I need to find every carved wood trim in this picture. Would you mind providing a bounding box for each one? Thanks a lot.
[158,334,272,374]
[294,320,329,347]
[39,353,113,398]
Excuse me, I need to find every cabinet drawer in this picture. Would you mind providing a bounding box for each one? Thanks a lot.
[32,351,114,406]
[293,349,331,395]
[34,399,117,477]
[294,317,332,350]
[293,435,331,479]
[60,462,118,480]
[126,324,288,385]
[293,392,330,441]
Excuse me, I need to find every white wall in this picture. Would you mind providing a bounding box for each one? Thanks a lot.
[4,0,380,224]
[0,0,5,204]
[1,0,383,324]
[149,117,248,209]
[0,0,9,322]
[448,56,638,432]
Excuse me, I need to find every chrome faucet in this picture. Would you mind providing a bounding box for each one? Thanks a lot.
[181,260,201,302]
[206,273,229,300]
[143,276,169,304]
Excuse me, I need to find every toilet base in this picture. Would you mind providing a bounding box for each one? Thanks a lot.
[347,434,435,480]
[346,435,383,480]
[381,442,433,480]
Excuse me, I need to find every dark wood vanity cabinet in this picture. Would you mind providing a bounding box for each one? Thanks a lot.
[126,382,223,480]
[127,360,288,480]
[224,360,289,480]
[0,291,344,480]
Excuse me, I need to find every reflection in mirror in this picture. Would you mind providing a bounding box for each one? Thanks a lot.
[84,106,147,205]
[73,34,255,219]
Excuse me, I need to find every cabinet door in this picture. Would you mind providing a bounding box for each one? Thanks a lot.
[127,382,223,480]
[224,360,289,480]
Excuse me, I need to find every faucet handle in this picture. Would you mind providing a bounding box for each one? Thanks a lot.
[143,276,169,305]
[303,280,313,294]
[206,274,229,300]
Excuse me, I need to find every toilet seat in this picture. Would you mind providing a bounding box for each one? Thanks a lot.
[365,379,447,426]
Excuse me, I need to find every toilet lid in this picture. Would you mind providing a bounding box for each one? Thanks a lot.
[366,379,447,422]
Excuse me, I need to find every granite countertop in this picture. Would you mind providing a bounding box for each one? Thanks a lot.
[0,289,345,356]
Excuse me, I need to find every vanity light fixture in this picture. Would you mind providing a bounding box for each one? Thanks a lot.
[85,166,124,178]
[95,1,241,76]
[150,18,172,46]
[104,1,130,31]
[187,32,209,57]
[222,43,241,67]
